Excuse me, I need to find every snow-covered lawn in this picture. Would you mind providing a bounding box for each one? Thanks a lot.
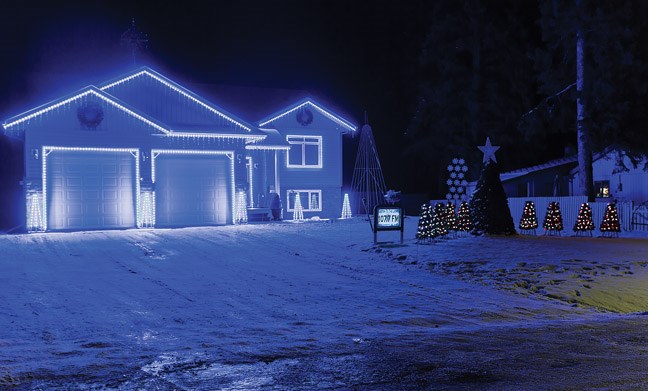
[1,217,648,389]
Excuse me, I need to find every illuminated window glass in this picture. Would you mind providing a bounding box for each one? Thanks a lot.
[286,136,322,168]
[595,180,610,198]
[287,190,322,212]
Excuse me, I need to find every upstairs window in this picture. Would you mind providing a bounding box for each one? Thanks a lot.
[286,135,322,168]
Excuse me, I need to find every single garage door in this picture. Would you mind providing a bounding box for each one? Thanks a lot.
[154,154,231,227]
[47,150,137,231]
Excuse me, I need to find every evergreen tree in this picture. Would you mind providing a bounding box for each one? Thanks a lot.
[456,201,472,233]
[542,201,564,235]
[445,202,457,232]
[525,0,648,199]
[406,0,538,195]
[573,202,595,236]
[431,202,449,238]
[416,204,433,243]
[469,161,516,235]
[600,201,621,237]
[519,201,539,234]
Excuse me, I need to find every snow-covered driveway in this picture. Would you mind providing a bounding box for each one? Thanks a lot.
[1,218,647,389]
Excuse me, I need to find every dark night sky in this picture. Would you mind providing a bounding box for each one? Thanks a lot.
[0,0,432,191]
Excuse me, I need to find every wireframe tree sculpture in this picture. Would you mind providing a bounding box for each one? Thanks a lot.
[351,113,387,215]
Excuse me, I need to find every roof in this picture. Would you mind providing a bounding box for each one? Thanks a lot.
[246,128,290,150]
[258,97,357,133]
[3,85,169,135]
[2,66,356,139]
[191,84,358,133]
[99,67,255,133]
[2,67,264,140]
[500,155,579,182]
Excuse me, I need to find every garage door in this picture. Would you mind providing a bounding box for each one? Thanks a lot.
[154,154,231,227]
[47,151,137,231]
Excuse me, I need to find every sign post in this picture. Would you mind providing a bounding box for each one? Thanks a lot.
[373,205,404,244]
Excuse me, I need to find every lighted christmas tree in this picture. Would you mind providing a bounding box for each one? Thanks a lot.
[600,201,621,237]
[416,204,433,243]
[542,201,564,235]
[573,202,594,236]
[431,202,449,238]
[341,193,352,219]
[469,138,516,236]
[293,193,304,221]
[455,201,472,233]
[518,201,538,234]
[446,202,457,232]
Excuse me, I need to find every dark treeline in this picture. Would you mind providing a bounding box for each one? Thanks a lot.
[404,0,648,197]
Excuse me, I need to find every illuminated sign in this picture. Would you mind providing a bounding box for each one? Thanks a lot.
[373,205,404,244]
[376,207,402,229]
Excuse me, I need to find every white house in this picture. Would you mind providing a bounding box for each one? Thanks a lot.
[570,149,648,204]
[2,67,357,232]
[485,149,648,204]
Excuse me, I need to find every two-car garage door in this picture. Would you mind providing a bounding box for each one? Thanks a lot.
[45,149,232,231]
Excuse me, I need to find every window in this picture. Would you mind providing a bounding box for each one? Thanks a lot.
[287,190,322,212]
[286,135,322,168]
[595,180,610,198]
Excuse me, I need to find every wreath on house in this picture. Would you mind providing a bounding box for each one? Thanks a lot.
[77,101,104,129]
[296,107,313,126]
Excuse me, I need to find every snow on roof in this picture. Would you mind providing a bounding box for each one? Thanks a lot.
[500,155,579,182]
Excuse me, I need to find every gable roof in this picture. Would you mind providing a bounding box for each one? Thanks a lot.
[99,67,255,133]
[258,97,357,133]
[2,85,169,136]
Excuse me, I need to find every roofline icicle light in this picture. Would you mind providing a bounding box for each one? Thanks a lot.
[100,69,252,132]
[259,100,356,132]
[4,89,169,134]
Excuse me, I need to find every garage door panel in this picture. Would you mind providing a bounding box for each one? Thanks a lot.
[155,154,230,227]
[47,151,136,231]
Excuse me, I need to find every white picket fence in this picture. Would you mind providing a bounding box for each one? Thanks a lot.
[427,196,634,232]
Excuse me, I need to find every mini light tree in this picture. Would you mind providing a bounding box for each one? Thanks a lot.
[416,204,433,243]
[431,202,449,239]
[293,193,304,221]
[518,201,539,235]
[446,202,457,238]
[573,202,595,236]
[341,193,352,219]
[600,201,621,238]
[455,201,472,234]
[542,201,564,236]
[235,190,248,224]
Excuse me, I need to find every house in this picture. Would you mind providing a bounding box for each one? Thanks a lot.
[2,67,357,232]
[492,149,648,203]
